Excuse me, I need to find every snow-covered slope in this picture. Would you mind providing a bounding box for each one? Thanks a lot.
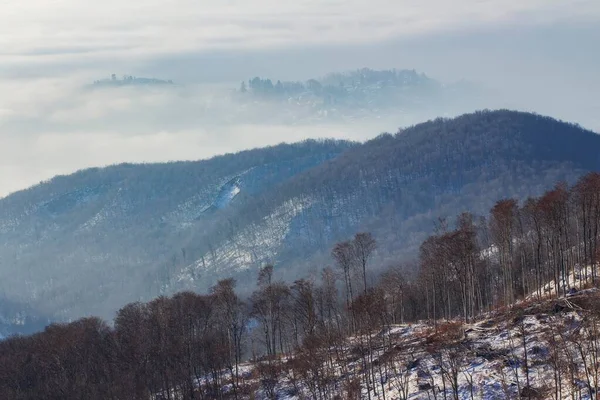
[214,291,600,400]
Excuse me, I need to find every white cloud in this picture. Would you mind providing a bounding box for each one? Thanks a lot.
[1,0,599,66]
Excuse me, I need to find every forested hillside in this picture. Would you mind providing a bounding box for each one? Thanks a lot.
[0,110,598,333]
[216,110,600,286]
[0,140,355,329]
[3,173,600,399]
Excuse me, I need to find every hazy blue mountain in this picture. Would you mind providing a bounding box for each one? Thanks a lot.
[236,68,490,123]
[0,110,598,330]
[0,298,49,338]
[0,140,354,322]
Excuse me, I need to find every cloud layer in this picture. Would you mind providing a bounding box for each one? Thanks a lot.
[0,79,405,196]
[2,0,599,67]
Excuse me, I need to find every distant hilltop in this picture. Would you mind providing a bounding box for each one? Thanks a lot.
[92,74,174,87]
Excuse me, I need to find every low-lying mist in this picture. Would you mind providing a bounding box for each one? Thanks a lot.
[1,48,599,197]
[0,72,492,197]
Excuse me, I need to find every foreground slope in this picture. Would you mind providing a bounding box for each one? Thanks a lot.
[0,110,598,327]
[250,290,600,399]
[2,270,599,399]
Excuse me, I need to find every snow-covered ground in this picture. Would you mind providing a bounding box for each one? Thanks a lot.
[185,288,600,400]
[527,265,600,300]
[176,196,313,285]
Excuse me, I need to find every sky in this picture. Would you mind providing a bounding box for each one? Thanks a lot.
[0,0,599,196]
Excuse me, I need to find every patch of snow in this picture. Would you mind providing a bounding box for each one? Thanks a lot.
[177,196,312,284]
[214,178,241,209]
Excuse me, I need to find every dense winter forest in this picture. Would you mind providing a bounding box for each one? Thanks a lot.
[2,172,600,399]
[1,110,598,335]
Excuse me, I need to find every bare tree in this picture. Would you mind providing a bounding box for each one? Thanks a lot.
[251,265,291,357]
[353,232,377,294]
[490,199,519,306]
[211,279,248,399]
[332,241,357,332]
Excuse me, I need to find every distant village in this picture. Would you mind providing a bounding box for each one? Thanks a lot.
[92,74,174,87]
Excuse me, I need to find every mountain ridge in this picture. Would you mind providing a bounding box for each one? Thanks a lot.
[0,110,598,333]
